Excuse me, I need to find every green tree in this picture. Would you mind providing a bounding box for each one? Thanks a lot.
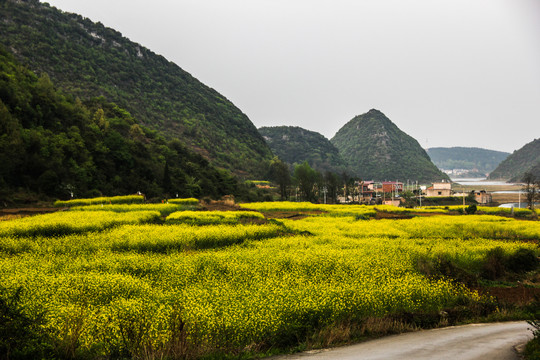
[324,171,340,204]
[294,162,318,202]
[162,161,172,197]
[269,157,291,200]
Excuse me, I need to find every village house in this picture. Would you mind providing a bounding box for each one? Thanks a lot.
[426,180,453,197]
[356,181,375,200]
[381,181,403,193]
[473,190,492,204]
[383,199,402,206]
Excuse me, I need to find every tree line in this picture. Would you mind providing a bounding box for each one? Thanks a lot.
[268,157,370,204]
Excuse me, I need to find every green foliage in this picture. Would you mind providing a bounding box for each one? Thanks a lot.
[481,247,539,280]
[0,0,273,178]
[506,248,539,274]
[324,171,341,204]
[427,147,509,176]
[294,162,320,202]
[259,126,348,174]
[0,286,52,360]
[488,138,540,181]
[268,157,291,200]
[330,109,449,183]
[0,45,254,202]
[525,319,540,360]
[465,204,477,215]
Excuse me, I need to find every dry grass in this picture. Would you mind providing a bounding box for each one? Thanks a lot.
[452,183,523,192]
[306,317,419,350]
[491,193,522,204]
[0,214,23,221]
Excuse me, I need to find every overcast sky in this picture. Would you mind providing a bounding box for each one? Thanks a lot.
[43,0,540,153]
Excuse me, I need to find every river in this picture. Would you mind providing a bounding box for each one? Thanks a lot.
[450,178,518,186]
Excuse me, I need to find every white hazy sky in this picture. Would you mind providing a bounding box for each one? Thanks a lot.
[43,0,540,153]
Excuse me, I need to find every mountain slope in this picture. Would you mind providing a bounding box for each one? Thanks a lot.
[259,126,348,174]
[331,109,448,183]
[488,138,540,181]
[427,147,509,177]
[0,45,241,201]
[0,0,272,177]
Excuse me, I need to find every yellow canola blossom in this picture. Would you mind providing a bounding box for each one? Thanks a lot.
[71,203,193,216]
[0,210,160,237]
[166,210,265,225]
[0,205,538,357]
[54,195,145,207]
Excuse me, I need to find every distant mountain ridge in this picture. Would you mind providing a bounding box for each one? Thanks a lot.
[258,126,348,174]
[0,0,272,177]
[331,109,448,183]
[427,147,509,178]
[488,138,540,181]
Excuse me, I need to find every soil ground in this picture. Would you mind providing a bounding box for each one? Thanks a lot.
[475,286,540,306]
[0,207,59,220]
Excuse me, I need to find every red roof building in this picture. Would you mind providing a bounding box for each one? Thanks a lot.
[381,181,403,193]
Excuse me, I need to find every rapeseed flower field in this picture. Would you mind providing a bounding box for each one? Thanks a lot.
[0,201,538,359]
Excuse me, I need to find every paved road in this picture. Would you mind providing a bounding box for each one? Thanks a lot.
[271,322,533,360]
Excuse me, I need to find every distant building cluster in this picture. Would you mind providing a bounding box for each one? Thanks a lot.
[337,179,492,205]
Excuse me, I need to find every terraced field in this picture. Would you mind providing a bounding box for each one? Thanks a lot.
[1,199,538,359]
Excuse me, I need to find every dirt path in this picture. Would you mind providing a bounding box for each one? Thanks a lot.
[270,322,533,360]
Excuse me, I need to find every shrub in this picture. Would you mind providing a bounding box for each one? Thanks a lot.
[0,287,52,359]
[506,249,539,273]
[466,204,477,215]
[525,320,540,360]
[481,247,506,280]
[481,248,539,280]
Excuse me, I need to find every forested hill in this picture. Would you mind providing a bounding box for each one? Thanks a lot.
[0,0,273,178]
[0,45,242,202]
[488,138,540,182]
[331,109,448,183]
[258,126,349,174]
[427,147,509,177]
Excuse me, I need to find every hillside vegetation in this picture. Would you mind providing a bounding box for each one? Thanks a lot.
[0,0,272,177]
[488,138,540,181]
[331,109,448,183]
[427,147,509,177]
[0,45,246,202]
[259,126,349,174]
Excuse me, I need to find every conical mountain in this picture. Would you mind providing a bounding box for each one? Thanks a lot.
[0,0,272,178]
[259,126,348,174]
[331,109,448,183]
[488,138,540,181]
